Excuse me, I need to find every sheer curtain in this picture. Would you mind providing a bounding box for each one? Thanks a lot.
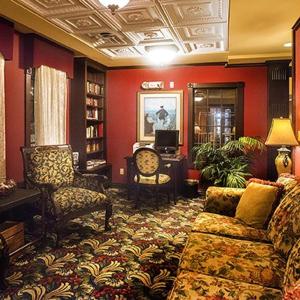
[0,53,6,182]
[34,65,67,145]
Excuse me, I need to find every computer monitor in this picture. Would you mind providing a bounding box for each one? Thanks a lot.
[155,130,179,154]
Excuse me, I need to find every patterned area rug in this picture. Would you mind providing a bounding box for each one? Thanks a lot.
[1,188,204,300]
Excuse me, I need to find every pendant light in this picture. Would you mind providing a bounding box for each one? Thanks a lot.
[99,0,129,14]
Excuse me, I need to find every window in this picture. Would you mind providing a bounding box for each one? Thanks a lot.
[25,66,67,146]
[188,82,244,158]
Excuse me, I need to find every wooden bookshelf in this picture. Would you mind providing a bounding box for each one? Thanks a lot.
[70,58,111,180]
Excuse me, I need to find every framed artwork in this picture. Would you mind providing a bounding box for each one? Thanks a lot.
[137,90,183,144]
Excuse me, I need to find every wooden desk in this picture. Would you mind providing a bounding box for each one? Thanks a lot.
[125,155,187,200]
[0,188,41,290]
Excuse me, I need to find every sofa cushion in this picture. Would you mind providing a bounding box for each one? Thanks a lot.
[235,182,279,229]
[53,187,108,217]
[283,238,300,288]
[179,232,286,289]
[134,173,170,184]
[205,186,245,216]
[192,212,269,242]
[267,184,300,258]
[168,270,282,300]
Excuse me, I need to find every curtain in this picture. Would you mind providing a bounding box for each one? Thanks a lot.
[0,53,6,182]
[34,65,67,145]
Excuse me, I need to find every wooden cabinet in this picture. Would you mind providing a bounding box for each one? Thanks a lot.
[70,58,111,179]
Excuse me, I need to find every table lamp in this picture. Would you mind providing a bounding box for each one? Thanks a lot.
[265,117,299,176]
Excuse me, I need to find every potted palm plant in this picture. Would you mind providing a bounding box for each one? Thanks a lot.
[193,137,265,188]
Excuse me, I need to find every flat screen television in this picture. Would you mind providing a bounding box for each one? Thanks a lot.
[155,130,179,154]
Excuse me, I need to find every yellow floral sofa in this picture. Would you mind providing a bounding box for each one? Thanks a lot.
[168,175,300,299]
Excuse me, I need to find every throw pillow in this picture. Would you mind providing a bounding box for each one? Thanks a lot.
[235,182,279,229]
[277,173,300,197]
[247,178,284,224]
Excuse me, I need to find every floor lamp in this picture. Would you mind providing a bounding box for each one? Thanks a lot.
[265,118,299,176]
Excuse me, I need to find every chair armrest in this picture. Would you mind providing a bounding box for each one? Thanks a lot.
[73,171,108,193]
[204,186,245,216]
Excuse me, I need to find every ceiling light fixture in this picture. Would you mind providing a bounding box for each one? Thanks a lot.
[99,0,129,15]
[145,45,179,66]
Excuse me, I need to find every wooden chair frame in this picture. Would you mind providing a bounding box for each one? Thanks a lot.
[132,147,174,208]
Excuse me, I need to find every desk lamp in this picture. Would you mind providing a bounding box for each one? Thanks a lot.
[265,117,299,176]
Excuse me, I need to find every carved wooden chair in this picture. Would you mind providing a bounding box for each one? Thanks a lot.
[21,145,112,244]
[132,147,174,208]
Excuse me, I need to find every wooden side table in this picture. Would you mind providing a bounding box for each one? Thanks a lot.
[0,188,42,290]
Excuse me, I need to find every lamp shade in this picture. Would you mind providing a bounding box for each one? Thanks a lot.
[265,118,299,146]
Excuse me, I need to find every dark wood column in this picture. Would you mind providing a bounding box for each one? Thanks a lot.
[266,60,290,180]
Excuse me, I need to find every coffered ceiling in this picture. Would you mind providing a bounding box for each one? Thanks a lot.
[0,0,299,67]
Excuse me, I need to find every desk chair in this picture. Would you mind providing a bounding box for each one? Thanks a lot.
[21,144,112,245]
[132,147,174,208]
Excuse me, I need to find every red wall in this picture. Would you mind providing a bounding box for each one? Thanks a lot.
[5,33,25,181]
[294,27,300,176]
[107,65,268,183]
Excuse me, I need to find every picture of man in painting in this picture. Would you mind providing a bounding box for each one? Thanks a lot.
[156,105,169,125]
[143,96,177,137]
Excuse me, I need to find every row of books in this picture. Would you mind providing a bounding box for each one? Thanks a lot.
[86,97,102,107]
[86,140,101,153]
[86,125,101,138]
[86,81,104,95]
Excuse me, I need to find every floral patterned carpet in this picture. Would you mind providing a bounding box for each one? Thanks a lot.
[1,188,204,300]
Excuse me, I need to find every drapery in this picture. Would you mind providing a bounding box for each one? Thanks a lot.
[0,53,6,182]
[34,65,67,145]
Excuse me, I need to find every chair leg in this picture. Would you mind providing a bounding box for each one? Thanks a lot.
[173,186,176,205]
[167,185,171,204]
[135,185,140,209]
[55,223,60,248]
[105,203,112,231]
[155,186,159,210]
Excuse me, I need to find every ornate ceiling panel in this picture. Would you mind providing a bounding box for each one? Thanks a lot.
[15,0,229,60]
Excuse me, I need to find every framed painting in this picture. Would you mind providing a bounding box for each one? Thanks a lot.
[137,90,183,144]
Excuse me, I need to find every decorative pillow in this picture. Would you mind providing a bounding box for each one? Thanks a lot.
[267,184,300,258]
[235,182,279,229]
[247,178,284,191]
[247,178,284,224]
[277,173,300,197]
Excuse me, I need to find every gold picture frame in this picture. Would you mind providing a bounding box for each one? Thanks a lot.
[137,90,183,144]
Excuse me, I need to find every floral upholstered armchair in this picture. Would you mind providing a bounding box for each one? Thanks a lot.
[133,147,173,208]
[21,145,112,243]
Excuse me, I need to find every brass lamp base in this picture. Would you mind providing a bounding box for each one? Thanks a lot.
[275,146,292,176]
